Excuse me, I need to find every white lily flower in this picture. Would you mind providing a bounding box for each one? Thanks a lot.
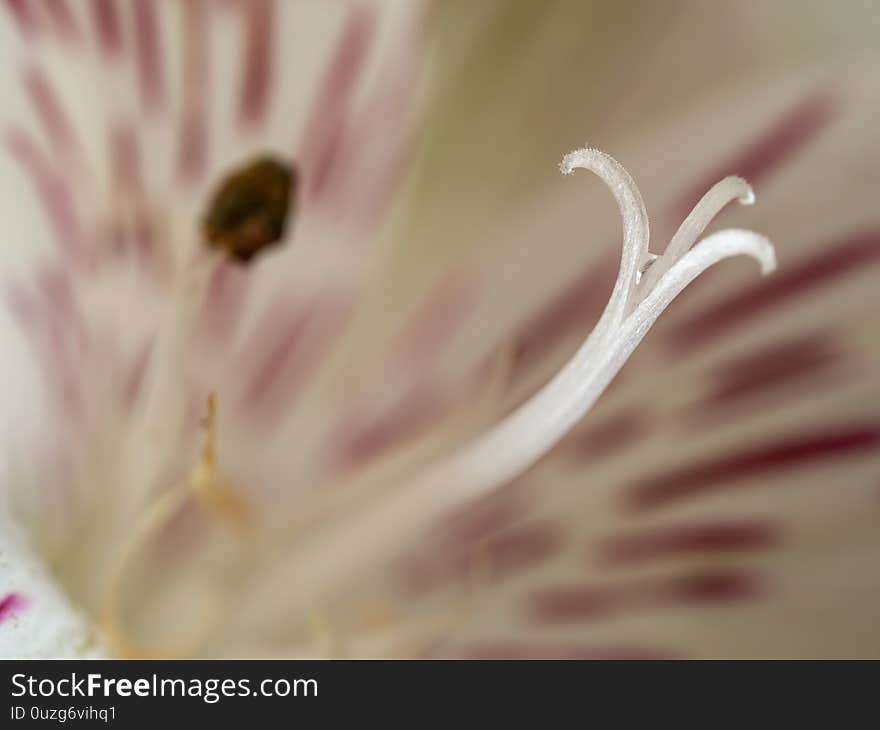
[0,1,876,659]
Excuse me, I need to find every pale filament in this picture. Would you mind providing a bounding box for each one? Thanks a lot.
[98,394,250,657]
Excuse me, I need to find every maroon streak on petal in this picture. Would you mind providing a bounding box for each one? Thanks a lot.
[237,296,351,424]
[123,339,153,409]
[3,281,38,327]
[344,102,415,233]
[252,298,351,425]
[3,0,38,36]
[454,643,681,660]
[6,131,83,260]
[701,334,840,407]
[177,109,207,184]
[46,327,82,413]
[41,0,79,41]
[350,130,412,234]
[432,486,526,547]
[395,480,526,588]
[331,21,421,232]
[23,67,76,155]
[90,0,122,55]
[662,569,762,604]
[111,124,142,191]
[0,593,28,624]
[38,265,77,320]
[671,89,840,219]
[237,301,315,411]
[477,523,563,581]
[528,584,623,624]
[5,265,83,343]
[626,425,880,512]
[132,0,165,112]
[36,266,86,413]
[131,215,157,270]
[511,253,616,381]
[669,231,880,351]
[10,281,82,416]
[299,5,376,206]
[528,569,761,625]
[597,520,781,566]
[336,388,444,472]
[393,271,476,369]
[403,521,563,596]
[177,0,208,182]
[238,0,273,127]
[304,123,344,207]
[565,408,648,463]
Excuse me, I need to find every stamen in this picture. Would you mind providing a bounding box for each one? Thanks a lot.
[98,481,219,658]
[189,393,252,532]
[202,156,297,263]
[98,395,250,657]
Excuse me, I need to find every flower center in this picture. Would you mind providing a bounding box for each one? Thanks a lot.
[92,148,775,658]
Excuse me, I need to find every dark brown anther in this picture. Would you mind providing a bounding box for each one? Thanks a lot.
[202,156,296,263]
